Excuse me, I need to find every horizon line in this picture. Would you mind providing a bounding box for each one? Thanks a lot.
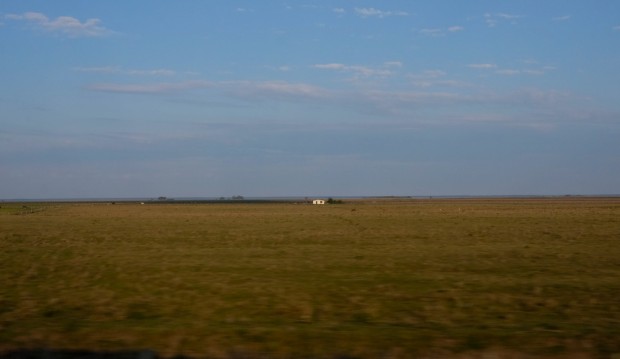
[3,194,620,202]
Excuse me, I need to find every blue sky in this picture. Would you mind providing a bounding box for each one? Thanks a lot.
[1,1,620,198]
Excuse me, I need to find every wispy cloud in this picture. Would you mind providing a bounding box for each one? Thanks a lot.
[54,73,598,134]
[82,70,572,129]
[508,88,573,107]
[419,28,443,36]
[332,8,345,14]
[82,63,401,95]
[5,12,111,37]
[74,66,120,74]
[419,26,464,36]
[470,64,549,76]
[614,25,620,31]
[408,70,468,88]
[75,66,176,76]
[367,90,471,105]
[85,80,212,94]
[354,8,408,19]
[522,69,545,75]
[496,69,521,76]
[468,63,498,69]
[313,62,395,78]
[127,69,176,76]
[383,61,403,68]
[225,81,330,100]
[313,63,346,70]
[496,13,521,20]
[355,87,580,125]
[419,70,447,78]
[84,80,330,101]
[484,13,522,27]
[552,15,571,22]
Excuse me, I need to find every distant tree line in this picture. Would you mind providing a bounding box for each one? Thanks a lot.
[326,197,343,204]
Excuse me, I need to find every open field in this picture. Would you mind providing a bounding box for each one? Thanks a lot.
[1,198,619,358]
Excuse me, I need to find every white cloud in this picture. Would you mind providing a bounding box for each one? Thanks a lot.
[469,65,548,76]
[614,26,620,31]
[484,16,498,27]
[552,15,571,21]
[500,67,550,76]
[6,12,45,22]
[407,70,469,88]
[522,69,545,75]
[484,13,521,27]
[314,63,346,70]
[418,70,447,78]
[384,61,403,68]
[127,69,176,76]
[355,87,581,124]
[56,74,598,134]
[313,63,394,78]
[349,66,392,77]
[85,80,212,94]
[6,11,111,37]
[468,63,498,69]
[75,66,176,76]
[364,90,474,108]
[332,8,345,14]
[419,28,443,36]
[408,71,442,87]
[419,26,464,37]
[496,13,521,20]
[496,69,521,76]
[521,62,555,73]
[230,81,329,99]
[84,80,330,100]
[74,66,121,74]
[354,8,408,18]
[509,88,572,107]
[80,70,576,130]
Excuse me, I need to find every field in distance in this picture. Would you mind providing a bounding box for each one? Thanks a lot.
[1,198,619,358]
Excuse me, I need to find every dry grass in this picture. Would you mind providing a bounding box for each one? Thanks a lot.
[1,198,619,358]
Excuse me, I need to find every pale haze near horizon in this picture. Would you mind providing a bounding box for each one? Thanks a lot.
[1,1,619,199]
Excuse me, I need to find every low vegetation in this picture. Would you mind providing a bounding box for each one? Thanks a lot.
[1,198,619,358]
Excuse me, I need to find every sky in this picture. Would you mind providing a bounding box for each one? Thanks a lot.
[1,1,620,199]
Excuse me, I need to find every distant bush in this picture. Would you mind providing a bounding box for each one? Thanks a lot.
[326,197,343,204]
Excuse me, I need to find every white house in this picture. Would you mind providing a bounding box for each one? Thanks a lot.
[312,199,326,205]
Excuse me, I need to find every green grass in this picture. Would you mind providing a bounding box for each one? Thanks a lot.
[1,198,619,358]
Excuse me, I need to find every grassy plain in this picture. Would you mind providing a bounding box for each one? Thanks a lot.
[1,198,619,358]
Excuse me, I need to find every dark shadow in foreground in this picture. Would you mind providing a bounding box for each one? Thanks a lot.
[0,350,180,359]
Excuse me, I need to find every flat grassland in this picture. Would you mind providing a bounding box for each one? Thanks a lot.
[1,198,619,358]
